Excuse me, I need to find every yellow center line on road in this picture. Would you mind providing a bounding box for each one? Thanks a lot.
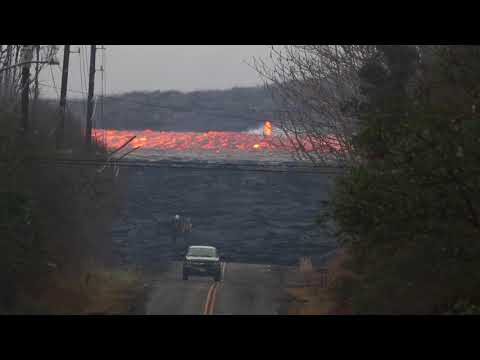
[203,283,216,315]
[208,283,219,315]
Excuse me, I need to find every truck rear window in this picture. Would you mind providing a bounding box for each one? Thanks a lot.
[187,247,217,257]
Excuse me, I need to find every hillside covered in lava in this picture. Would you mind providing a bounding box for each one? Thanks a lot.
[67,86,276,132]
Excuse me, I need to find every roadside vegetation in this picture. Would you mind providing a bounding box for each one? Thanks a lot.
[0,45,143,314]
[285,252,353,315]
[261,45,480,314]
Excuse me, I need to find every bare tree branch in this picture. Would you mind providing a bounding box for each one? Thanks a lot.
[251,45,376,166]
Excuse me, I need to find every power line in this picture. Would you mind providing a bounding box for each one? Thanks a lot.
[78,47,86,117]
[9,157,348,174]
[85,45,97,148]
[82,46,89,115]
[100,45,106,146]
[82,45,89,95]
[54,63,63,88]
[48,64,60,100]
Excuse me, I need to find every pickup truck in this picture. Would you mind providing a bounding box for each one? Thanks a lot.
[183,245,222,282]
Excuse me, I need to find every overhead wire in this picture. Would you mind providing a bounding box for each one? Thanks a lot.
[91,46,98,140]
[78,46,86,117]
[82,45,89,92]
[1,156,348,174]
[82,45,89,115]
[48,64,60,100]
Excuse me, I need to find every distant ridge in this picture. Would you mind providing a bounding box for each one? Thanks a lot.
[66,86,276,132]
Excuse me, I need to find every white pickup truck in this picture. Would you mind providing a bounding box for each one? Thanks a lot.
[182,245,222,282]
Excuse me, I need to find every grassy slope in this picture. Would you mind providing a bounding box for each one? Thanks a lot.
[10,268,144,315]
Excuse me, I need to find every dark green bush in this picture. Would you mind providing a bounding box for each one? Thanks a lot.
[330,46,480,314]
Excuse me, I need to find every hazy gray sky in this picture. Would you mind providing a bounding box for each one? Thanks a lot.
[39,45,272,99]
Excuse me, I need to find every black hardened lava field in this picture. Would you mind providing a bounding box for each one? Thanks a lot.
[110,162,338,269]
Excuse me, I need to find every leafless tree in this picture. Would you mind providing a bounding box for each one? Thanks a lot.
[253,45,377,166]
[0,45,58,109]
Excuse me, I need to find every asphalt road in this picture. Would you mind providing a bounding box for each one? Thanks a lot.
[146,261,292,315]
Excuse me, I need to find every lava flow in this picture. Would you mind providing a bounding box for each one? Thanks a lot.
[95,129,278,152]
[93,121,340,155]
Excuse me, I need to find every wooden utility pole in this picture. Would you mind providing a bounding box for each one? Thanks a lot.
[33,46,40,105]
[0,45,3,99]
[56,45,70,149]
[85,45,96,148]
[20,46,34,135]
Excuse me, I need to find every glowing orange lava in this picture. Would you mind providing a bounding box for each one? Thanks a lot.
[92,121,342,155]
[95,129,279,152]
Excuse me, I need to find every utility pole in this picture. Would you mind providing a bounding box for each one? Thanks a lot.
[85,45,96,149]
[56,45,70,149]
[33,46,40,106]
[20,45,34,135]
[0,46,3,99]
